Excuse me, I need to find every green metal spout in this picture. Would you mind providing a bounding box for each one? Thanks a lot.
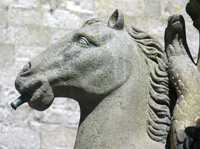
[10,95,29,110]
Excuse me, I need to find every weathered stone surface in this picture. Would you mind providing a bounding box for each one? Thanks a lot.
[42,9,85,29]
[6,25,51,46]
[0,81,18,100]
[10,0,39,8]
[41,124,77,149]
[0,85,2,104]
[166,0,189,15]
[0,126,40,149]
[0,0,12,7]
[12,105,30,124]
[33,99,80,127]
[8,7,42,26]
[0,107,11,122]
[60,0,95,14]
[15,46,46,67]
[0,7,8,26]
[6,25,29,45]
[26,25,51,46]
[144,0,160,17]
[0,24,7,43]
[0,44,15,67]
[50,28,71,44]
[96,0,144,18]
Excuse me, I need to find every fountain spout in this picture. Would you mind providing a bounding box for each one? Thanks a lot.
[10,95,29,110]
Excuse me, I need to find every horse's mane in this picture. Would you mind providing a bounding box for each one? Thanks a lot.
[82,18,174,144]
[127,25,174,144]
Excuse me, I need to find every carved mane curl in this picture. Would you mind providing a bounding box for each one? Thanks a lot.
[127,25,172,144]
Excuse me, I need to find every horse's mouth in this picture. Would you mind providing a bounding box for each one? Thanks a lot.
[15,77,54,111]
[27,84,45,102]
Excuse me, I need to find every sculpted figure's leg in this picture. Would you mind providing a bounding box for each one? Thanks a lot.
[165,15,200,149]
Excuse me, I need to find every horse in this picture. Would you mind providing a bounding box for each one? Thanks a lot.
[15,10,174,148]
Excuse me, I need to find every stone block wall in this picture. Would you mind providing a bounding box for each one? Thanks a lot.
[0,0,198,148]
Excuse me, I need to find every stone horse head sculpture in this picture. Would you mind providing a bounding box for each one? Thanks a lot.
[15,10,174,148]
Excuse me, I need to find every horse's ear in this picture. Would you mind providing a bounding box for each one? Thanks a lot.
[108,9,124,30]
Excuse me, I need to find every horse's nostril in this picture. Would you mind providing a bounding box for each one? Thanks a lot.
[20,62,31,76]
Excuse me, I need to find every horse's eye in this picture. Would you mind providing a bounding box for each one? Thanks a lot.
[77,37,90,47]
